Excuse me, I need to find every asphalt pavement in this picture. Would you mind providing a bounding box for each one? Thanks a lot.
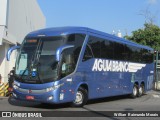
[0,90,160,120]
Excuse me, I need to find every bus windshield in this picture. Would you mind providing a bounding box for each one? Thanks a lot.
[15,36,64,83]
[15,34,86,84]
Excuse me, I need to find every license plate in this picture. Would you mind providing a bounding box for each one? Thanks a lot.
[26,96,34,100]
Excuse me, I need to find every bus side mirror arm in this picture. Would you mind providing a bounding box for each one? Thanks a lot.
[56,45,74,62]
[6,46,20,61]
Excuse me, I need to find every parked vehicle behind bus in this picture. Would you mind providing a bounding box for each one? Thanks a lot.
[7,27,154,107]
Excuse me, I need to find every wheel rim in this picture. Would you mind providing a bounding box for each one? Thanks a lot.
[139,86,143,95]
[133,86,137,96]
[74,91,83,105]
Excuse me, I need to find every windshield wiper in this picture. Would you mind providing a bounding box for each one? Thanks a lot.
[20,67,28,81]
[31,39,44,84]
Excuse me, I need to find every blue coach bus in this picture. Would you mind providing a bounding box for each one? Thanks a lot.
[7,27,154,107]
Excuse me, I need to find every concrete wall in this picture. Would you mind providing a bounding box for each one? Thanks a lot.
[0,0,8,45]
[0,43,10,83]
[7,0,46,44]
[0,0,46,83]
[0,0,8,26]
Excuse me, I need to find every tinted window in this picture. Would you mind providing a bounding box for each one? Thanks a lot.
[101,40,114,59]
[83,45,94,61]
[86,36,114,59]
[61,34,86,77]
[83,35,153,63]
[141,49,153,63]
[130,46,142,62]
[123,45,132,61]
[67,34,86,63]
[114,42,125,60]
[88,36,101,58]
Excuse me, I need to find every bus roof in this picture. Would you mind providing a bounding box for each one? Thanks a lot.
[27,26,153,51]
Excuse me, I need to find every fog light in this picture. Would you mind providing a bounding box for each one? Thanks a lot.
[48,96,53,100]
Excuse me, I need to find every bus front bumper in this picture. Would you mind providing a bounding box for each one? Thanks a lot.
[12,88,60,104]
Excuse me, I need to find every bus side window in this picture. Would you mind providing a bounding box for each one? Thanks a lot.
[83,44,94,62]
[61,49,75,77]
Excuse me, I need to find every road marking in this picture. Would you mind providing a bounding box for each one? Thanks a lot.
[153,95,160,98]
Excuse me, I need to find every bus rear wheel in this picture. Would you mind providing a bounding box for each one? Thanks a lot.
[131,84,138,98]
[71,87,88,107]
[138,84,144,97]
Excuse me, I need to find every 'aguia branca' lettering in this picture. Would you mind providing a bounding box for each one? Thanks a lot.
[92,59,129,72]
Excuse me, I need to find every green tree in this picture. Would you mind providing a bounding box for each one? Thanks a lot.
[124,23,160,50]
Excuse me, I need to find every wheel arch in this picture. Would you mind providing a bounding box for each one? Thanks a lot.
[77,83,88,92]
[140,81,145,93]
[134,81,139,86]
[75,83,89,98]
[140,81,145,86]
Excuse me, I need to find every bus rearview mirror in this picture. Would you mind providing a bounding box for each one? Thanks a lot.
[56,45,74,62]
[6,46,20,61]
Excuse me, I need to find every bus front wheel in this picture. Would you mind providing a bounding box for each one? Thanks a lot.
[71,87,88,107]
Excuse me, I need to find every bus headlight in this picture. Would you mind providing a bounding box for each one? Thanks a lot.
[13,81,20,90]
[13,84,19,90]
[46,87,54,92]
[46,84,64,92]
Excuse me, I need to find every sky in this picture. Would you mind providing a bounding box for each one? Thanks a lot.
[37,0,160,36]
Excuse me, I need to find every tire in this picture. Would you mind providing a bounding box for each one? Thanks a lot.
[138,84,144,97]
[71,87,88,107]
[130,84,138,98]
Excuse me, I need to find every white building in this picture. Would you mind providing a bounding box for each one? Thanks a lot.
[0,0,46,83]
